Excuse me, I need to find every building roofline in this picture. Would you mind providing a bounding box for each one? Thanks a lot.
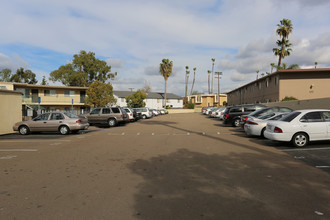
[226,68,330,94]
[0,82,88,90]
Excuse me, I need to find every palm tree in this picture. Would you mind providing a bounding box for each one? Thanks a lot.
[273,39,292,70]
[207,70,211,94]
[270,63,275,73]
[211,58,215,93]
[288,64,300,69]
[256,70,259,79]
[315,61,318,68]
[159,59,173,108]
[273,19,293,67]
[185,66,190,102]
[190,67,196,95]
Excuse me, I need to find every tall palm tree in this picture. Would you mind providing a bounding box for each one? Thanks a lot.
[315,61,318,68]
[159,59,173,108]
[270,63,275,73]
[256,70,259,79]
[190,67,196,95]
[273,19,293,67]
[211,58,215,93]
[207,70,211,94]
[273,39,292,70]
[185,66,190,102]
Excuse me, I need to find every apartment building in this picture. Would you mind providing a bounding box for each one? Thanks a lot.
[227,68,330,105]
[0,82,89,116]
[187,94,227,107]
[114,91,183,109]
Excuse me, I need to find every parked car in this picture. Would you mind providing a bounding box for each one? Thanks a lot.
[132,109,142,121]
[223,104,265,127]
[240,107,293,127]
[134,107,152,119]
[123,108,135,121]
[86,107,129,127]
[211,108,224,118]
[244,112,289,137]
[264,109,330,147]
[13,112,89,135]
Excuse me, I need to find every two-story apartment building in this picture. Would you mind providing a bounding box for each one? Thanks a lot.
[187,94,227,107]
[227,68,330,105]
[0,82,89,116]
[114,91,183,109]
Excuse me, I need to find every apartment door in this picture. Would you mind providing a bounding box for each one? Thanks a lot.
[31,89,39,103]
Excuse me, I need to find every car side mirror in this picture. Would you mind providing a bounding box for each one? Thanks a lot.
[300,119,307,123]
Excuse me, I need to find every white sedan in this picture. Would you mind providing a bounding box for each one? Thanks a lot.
[244,112,288,137]
[264,109,330,147]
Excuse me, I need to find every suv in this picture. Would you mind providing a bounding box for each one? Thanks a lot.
[223,104,265,127]
[133,107,152,119]
[87,107,129,127]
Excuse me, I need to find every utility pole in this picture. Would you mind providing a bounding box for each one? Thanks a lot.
[215,72,222,106]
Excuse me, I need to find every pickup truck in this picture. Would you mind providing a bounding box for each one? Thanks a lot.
[86,107,129,127]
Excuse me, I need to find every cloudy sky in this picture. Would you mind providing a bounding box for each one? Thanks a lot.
[1,0,330,96]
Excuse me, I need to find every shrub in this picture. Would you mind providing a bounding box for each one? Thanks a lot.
[282,96,298,101]
[187,103,195,109]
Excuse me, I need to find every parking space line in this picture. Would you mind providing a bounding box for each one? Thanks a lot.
[316,166,330,168]
[0,140,70,143]
[0,155,17,159]
[0,149,38,152]
[280,147,330,152]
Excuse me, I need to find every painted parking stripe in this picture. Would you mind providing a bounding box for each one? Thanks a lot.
[316,166,330,168]
[0,149,38,152]
[0,155,17,159]
[280,147,330,152]
[0,140,70,143]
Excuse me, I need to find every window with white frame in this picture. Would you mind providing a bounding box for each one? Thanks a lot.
[64,90,75,97]
[44,89,57,96]
[266,78,269,88]
[197,96,201,102]
[275,76,279,85]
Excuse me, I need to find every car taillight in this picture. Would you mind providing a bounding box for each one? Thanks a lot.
[121,115,123,118]
[216,112,219,115]
[225,114,229,119]
[76,119,81,123]
[243,116,248,122]
[247,121,258,125]
[130,113,132,116]
[274,127,283,133]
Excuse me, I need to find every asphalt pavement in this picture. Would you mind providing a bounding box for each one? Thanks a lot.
[1,113,330,219]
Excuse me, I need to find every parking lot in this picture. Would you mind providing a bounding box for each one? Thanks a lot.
[1,113,330,219]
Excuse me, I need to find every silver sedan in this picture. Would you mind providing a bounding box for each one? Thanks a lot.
[13,112,89,135]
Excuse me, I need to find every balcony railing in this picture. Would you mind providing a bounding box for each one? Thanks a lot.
[22,97,86,104]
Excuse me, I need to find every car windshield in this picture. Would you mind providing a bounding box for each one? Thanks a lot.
[64,112,79,118]
[279,112,301,122]
[258,113,276,120]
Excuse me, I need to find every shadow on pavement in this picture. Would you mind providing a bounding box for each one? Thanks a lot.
[128,149,330,219]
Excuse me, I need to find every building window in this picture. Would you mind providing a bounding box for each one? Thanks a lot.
[266,78,269,88]
[258,83,261,90]
[275,76,279,85]
[157,99,159,103]
[197,96,201,102]
[44,89,57,96]
[64,90,75,97]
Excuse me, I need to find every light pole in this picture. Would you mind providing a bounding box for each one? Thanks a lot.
[215,72,222,106]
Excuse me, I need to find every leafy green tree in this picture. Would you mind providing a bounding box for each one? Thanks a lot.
[50,50,116,87]
[10,68,38,84]
[273,19,293,67]
[159,59,173,108]
[41,76,48,85]
[85,80,116,107]
[0,68,12,82]
[125,90,146,108]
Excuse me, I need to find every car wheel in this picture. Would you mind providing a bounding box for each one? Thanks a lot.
[59,125,70,135]
[108,118,117,127]
[142,115,147,119]
[19,125,30,135]
[260,127,266,138]
[232,119,240,127]
[292,133,309,147]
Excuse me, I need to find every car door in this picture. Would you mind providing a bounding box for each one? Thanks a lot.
[102,108,111,123]
[48,113,65,131]
[299,111,327,140]
[322,111,330,139]
[29,113,51,131]
[88,108,101,124]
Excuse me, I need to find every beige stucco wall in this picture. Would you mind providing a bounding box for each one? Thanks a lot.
[279,76,330,101]
[0,90,22,135]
